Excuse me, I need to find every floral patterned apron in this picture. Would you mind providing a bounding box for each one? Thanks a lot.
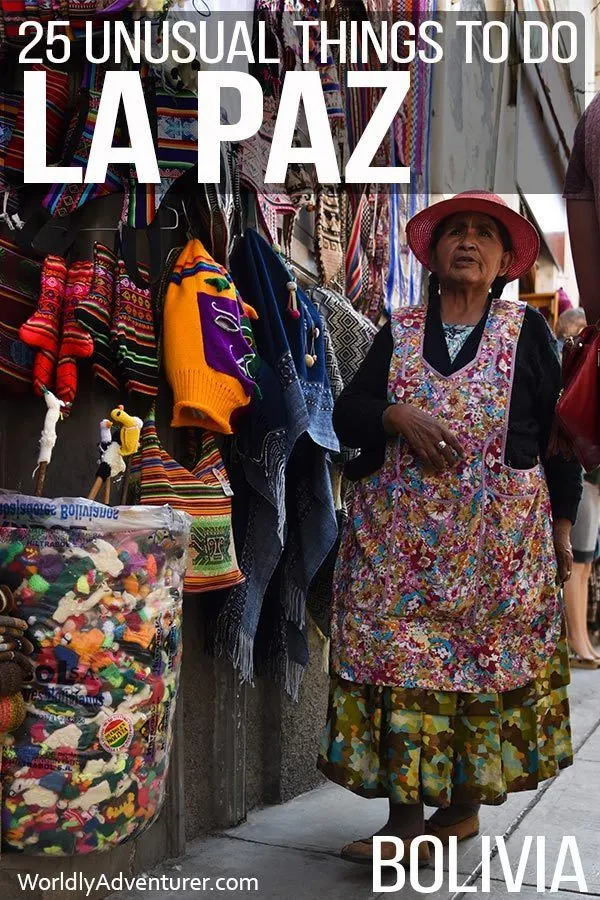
[331,299,561,693]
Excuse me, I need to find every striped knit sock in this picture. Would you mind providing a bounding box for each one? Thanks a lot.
[55,355,77,408]
[112,261,158,398]
[19,255,66,395]
[56,261,94,407]
[75,243,119,390]
[59,261,94,357]
[32,349,57,395]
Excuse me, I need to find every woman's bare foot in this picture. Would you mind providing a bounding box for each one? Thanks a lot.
[569,641,599,664]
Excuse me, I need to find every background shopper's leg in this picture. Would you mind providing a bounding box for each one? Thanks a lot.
[565,562,596,661]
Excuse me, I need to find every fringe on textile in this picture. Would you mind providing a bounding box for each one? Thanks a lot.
[284,583,306,630]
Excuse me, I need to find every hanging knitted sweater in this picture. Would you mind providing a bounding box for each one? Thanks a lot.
[163,238,258,434]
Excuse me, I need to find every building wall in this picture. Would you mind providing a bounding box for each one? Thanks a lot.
[429,0,595,306]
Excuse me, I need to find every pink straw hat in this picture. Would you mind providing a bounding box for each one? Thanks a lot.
[406,190,540,282]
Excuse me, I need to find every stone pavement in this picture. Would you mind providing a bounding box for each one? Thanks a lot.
[114,669,600,900]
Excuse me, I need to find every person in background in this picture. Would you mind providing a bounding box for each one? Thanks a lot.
[555,308,587,354]
[557,286,574,318]
[587,541,600,646]
[564,93,600,324]
[319,191,582,865]
[565,467,600,667]
[552,306,600,666]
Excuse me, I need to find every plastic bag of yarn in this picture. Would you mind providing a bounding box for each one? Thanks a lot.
[0,492,191,855]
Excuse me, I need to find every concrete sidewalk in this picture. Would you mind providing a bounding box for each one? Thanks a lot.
[115,669,600,900]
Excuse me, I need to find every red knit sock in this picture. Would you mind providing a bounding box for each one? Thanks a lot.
[55,262,94,408]
[32,349,57,396]
[19,255,66,353]
[59,261,94,358]
[19,256,66,395]
[55,356,77,408]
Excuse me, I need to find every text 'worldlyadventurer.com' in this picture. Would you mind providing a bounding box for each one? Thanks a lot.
[16,872,260,896]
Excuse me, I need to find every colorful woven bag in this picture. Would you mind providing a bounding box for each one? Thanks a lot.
[130,411,243,594]
[124,74,198,230]
[42,62,124,219]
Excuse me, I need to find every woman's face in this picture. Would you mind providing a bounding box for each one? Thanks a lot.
[430,213,513,292]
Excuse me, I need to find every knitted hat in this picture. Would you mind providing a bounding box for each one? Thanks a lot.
[557,287,573,315]
[163,239,258,433]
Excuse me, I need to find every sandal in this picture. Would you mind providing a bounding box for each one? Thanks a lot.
[341,835,430,867]
[568,651,600,669]
[426,814,480,844]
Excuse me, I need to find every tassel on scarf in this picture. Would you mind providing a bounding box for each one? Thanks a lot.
[286,281,300,320]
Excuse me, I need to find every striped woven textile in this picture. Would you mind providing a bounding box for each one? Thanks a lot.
[124,83,199,229]
[0,88,22,189]
[57,0,103,38]
[76,242,120,390]
[130,413,244,595]
[0,0,26,40]
[155,90,198,172]
[124,182,158,230]
[0,237,40,390]
[25,0,53,21]
[43,63,124,217]
[4,64,69,185]
[345,192,366,304]
[112,259,158,398]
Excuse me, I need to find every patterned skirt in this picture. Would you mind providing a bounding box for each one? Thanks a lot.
[318,633,572,807]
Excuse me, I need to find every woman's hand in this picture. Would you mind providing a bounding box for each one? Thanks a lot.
[553,519,573,584]
[383,403,464,471]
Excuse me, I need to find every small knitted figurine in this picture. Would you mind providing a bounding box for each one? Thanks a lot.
[132,0,166,18]
[88,419,126,502]
[110,406,143,456]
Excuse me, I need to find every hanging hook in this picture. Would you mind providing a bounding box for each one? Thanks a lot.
[181,199,193,239]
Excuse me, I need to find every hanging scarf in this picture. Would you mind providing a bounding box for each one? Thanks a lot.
[215,230,338,698]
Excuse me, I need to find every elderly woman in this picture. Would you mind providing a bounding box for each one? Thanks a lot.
[318,191,582,865]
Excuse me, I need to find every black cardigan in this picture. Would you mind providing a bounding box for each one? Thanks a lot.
[333,300,583,524]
